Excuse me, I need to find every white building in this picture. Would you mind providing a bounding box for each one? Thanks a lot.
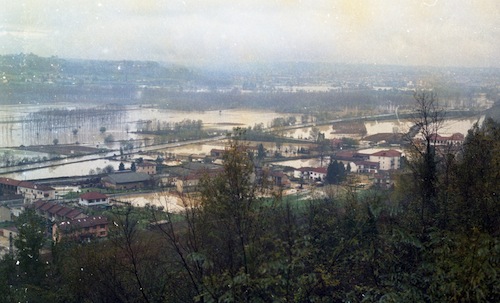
[294,167,328,181]
[79,192,109,207]
[17,182,56,202]
[369,150,402,171]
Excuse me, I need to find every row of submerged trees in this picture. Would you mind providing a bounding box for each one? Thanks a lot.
[1,93,499,302]
[21,106,127,146]
[135,119,207,144]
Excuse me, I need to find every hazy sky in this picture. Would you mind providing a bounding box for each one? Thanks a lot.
[1,0,498,67]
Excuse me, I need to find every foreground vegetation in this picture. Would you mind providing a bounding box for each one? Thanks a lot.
[1,107,499,302]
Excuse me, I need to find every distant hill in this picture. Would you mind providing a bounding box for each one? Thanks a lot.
[0,53,196,104]
[0,53,193,84]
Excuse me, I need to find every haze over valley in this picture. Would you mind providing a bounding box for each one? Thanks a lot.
[0,1,499,302]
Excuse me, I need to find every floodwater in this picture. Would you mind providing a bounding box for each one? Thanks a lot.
[0,103,293,148]
[287,116,483,141]
[364,116,483,136]
[0,102,484,180]
[3,158,122,180]
[115,192,185,213]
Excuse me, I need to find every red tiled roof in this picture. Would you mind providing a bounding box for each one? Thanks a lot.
[40,202,56,212]
[430,133,465,141]
[58,216,108,231]
[50,204,64,214]
[450,133,465,140]
[33,200,46,209]
[34,201,85,220]
[371,150,402,157]
[310,167,327,174]
[298,167,327,174]
[65,210,84,219]
[80,192,108,200]
[297,167,314,172]
[0,178,22,187]
[17,181,54,191]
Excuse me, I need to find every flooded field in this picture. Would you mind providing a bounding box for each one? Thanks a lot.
[114,192,186,213]
[0,101,484,181]
[0,103,294,148]
[364,117,483,136]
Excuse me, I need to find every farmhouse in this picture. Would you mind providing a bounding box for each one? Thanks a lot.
[294,167,328,181]
[136,162,157,175]
[0,178,55,202]
[79,192,109,207]
[53,216,109,242]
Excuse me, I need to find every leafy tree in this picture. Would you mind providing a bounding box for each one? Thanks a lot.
[450,117,500,234]
[103,164,114,174]
[118,162,125,171]
[14,208,47,286]
[53,138,59,145]
[99,126,106,134]
[341,137,358,148]
[326,159,346,184]
[256,143,266,160]
[0,253,16,302]
[104,134,114,143]
[130,162,137,172]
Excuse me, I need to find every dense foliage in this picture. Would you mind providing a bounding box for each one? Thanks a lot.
[1,117,499,302]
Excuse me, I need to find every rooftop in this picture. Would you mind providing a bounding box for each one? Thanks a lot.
[58,216,108,231]
[103,172,150,184]
[80,192,108,200]
[371,150,402,157]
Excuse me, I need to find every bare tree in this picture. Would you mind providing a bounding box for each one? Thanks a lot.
[405,91,445,227]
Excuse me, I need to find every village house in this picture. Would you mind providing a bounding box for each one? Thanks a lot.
[0,195,24,221]
[79,192,109,207]
[348,161,379,174]
[373,172,396,189]
[0,178,55,202]
[0,178,19,195]
[210,148,226,158]
[33,200,87,222]
[429,133,465,146]
[0,205,12,222]
[268,170,291,188]
[17,182,56,202]
[369,150,402,170]
[294,167,328,182]
[176,173,201,193]
[0,226,17,256]
[176,168,223,193]
[169,162,223,193]
[52,216,109,242]
[136,162,157,175]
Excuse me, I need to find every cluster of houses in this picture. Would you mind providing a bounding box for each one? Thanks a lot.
[0,131,465,252]
[0,177,111,247]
